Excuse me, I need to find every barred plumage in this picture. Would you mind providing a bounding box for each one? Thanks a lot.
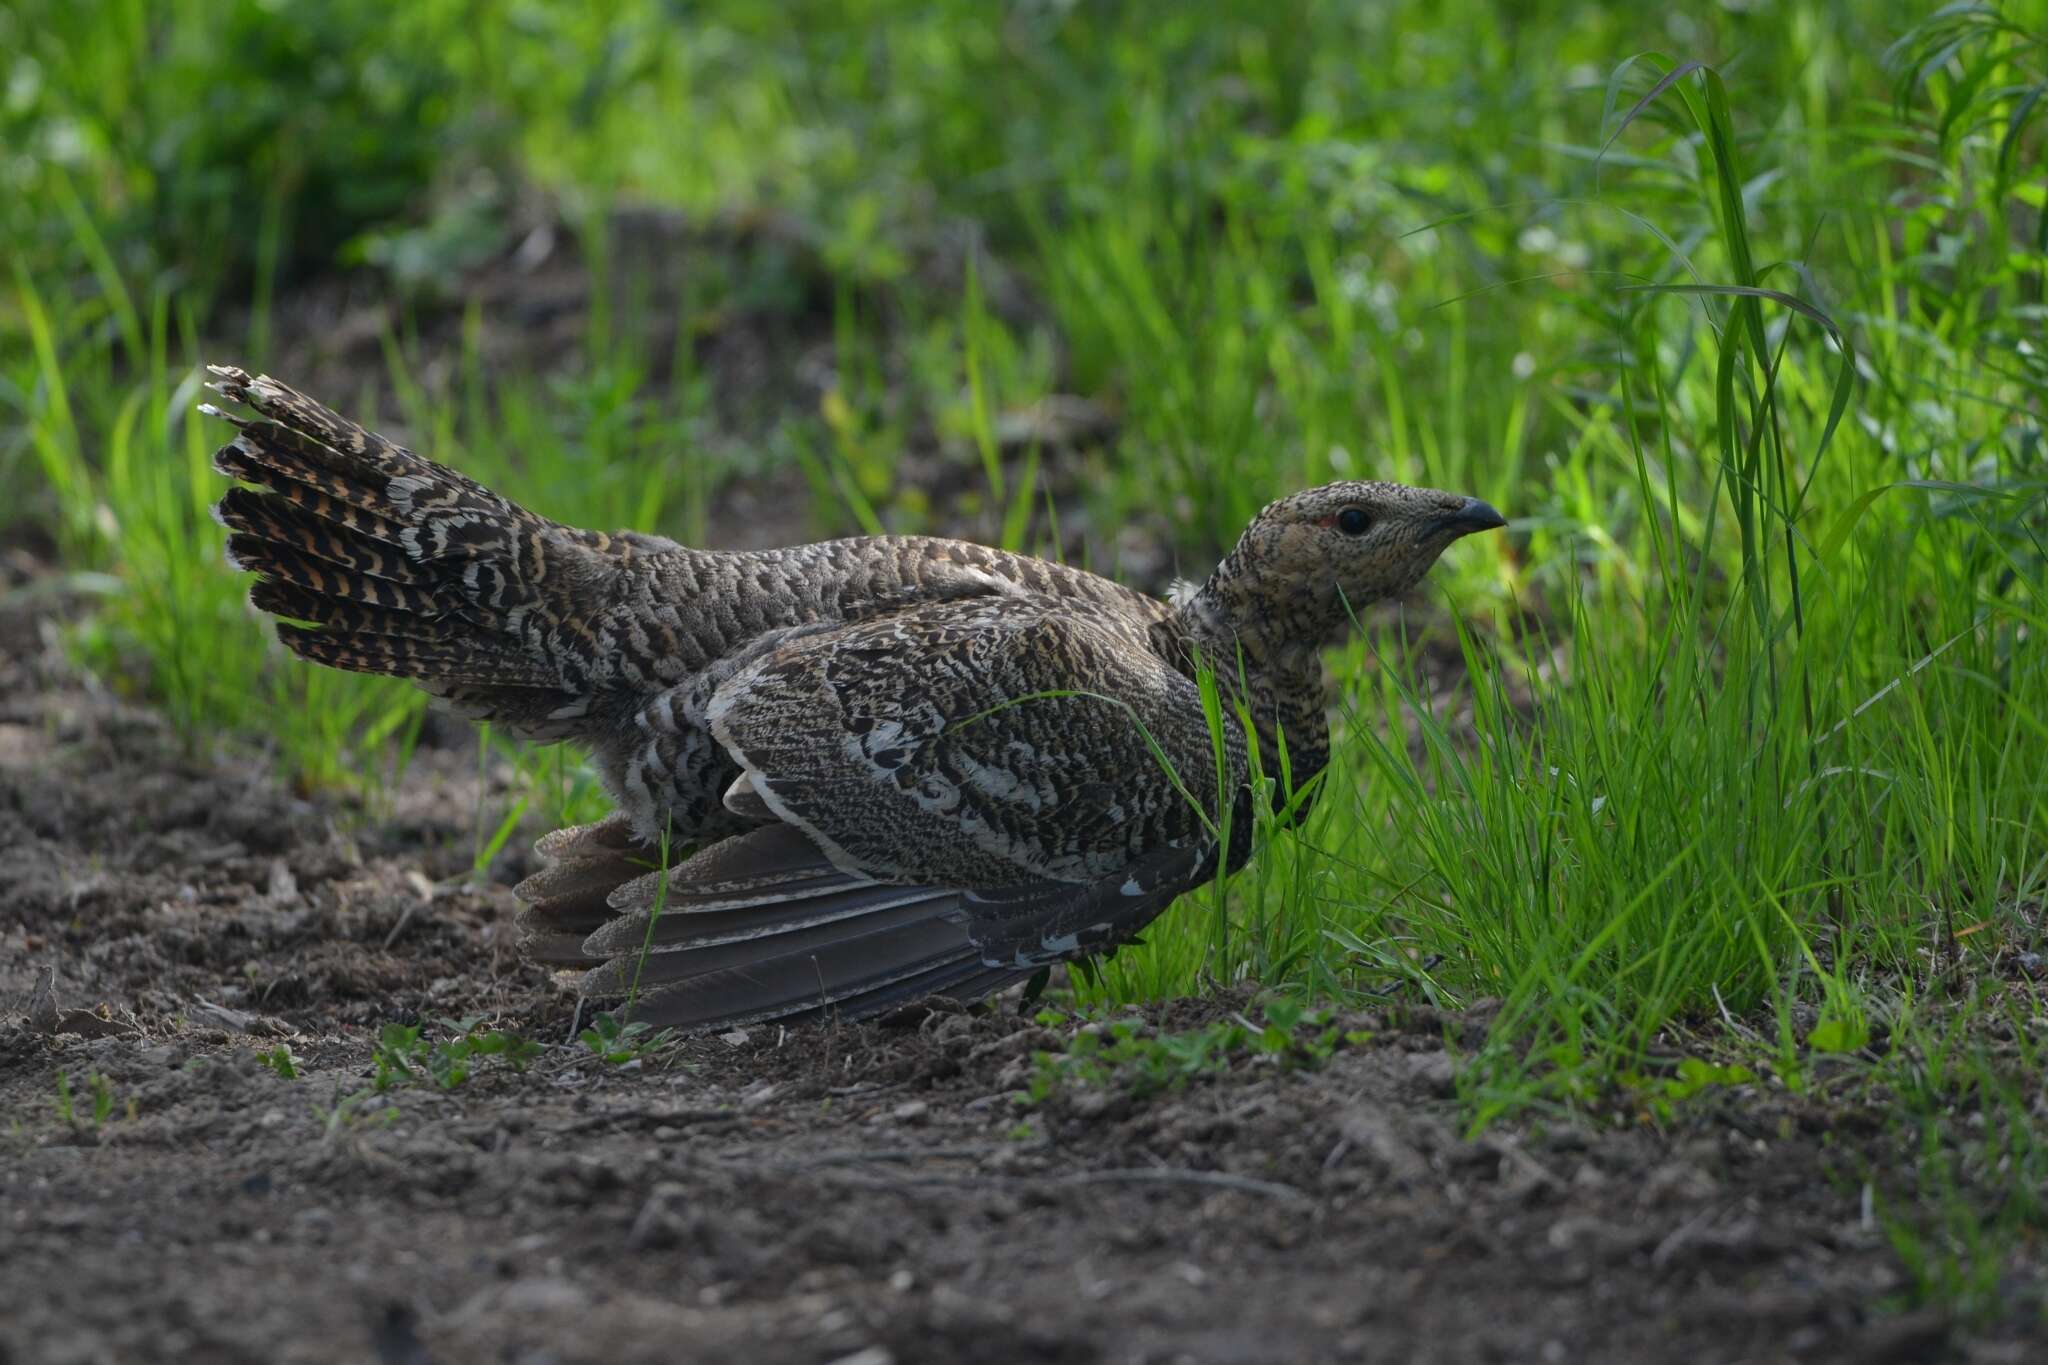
[205,364,1504,1030]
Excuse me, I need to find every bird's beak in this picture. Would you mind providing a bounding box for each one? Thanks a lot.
[1439,496,1507,537]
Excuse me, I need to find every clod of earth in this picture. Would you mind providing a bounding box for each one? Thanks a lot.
[203,364,1504,1030]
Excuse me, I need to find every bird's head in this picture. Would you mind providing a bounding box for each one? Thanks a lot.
[1181,480,1506,663]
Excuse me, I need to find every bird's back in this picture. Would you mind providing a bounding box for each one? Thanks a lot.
[577,531,1172,699]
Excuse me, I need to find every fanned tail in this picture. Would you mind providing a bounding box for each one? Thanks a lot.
[204,365,617,738]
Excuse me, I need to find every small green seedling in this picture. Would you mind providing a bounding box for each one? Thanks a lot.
[1028,998,1370,1104]
[370,1017,540,1093]
[257,1045,301,1080]
[577,1011,678,1065]
[1626,1056,1759,1124]
[54,1071,118,1127]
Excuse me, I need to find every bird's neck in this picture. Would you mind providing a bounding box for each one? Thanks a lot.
[1161,572,1336,816]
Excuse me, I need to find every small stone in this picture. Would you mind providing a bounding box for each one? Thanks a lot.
[890,1101,929,1125]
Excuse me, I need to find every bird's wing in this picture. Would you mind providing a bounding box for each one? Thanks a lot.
[707,594,1241,891]
[551,595,1248,1030]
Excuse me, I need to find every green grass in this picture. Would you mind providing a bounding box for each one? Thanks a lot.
[1024,998,1370,1106]
[4,0,2047,1325]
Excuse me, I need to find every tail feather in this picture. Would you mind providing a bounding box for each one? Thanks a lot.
[612,911,986,1032]
[216,486,421,589]
[224,533,452,616]
[249,580,453,637]
[579,892,967,997]
[204,364,608,734]
[584,882,944,956]
[212,428,420,532]
[514,815,657,965]
[208,369,520,523]
[516,821,1028,1031]
[778,958,1030,1025]
[278,630,558,687]
[591,822,865,924]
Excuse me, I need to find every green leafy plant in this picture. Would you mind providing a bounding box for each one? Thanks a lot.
[256,1045,301,1080]
[576,1011,679,1066]
[369,1018,541,1093]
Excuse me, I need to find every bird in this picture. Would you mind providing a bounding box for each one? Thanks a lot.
[201,365,1505,1031]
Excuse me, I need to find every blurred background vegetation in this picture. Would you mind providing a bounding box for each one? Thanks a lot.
[5,0,2048,1311]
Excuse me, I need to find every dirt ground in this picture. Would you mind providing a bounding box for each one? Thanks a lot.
[4,557,2040,1365]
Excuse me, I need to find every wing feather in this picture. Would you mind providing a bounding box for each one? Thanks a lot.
[542,597,1251,1030]
[704,597,1247,973]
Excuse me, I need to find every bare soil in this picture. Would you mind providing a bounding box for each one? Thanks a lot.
[5,562,2041,1365]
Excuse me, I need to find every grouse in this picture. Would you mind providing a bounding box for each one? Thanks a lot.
[203,366,1505,1029]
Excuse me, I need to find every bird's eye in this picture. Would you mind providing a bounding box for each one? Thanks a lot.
[1335,507,1370,536]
